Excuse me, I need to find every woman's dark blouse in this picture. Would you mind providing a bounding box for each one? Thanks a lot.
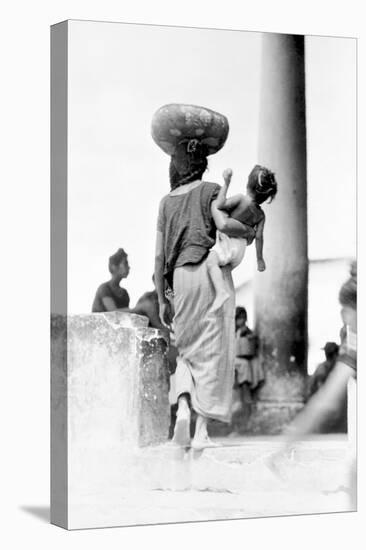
[157,181,220,286]
[92,282,130,312]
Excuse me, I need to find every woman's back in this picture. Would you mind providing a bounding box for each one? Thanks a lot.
[158,180,220,284]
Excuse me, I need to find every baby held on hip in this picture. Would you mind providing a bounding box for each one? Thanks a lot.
[211,165,277,272]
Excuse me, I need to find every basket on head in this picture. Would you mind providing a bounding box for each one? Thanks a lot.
[151,103,229,156]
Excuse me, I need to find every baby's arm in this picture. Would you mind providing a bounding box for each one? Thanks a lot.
[255,216,266,272]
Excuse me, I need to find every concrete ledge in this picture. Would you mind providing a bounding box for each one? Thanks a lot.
[51,311,171,529]
[97,310,149,328]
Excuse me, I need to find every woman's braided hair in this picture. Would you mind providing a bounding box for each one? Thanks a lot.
[169,139,208,190]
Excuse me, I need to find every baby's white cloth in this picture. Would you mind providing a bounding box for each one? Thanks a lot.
[211,231,247,269]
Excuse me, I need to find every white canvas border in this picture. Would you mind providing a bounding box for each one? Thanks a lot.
[1,1,364,549]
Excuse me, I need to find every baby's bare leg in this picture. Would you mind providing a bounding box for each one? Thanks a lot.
[207,250,230,310]
[215,168,233,210]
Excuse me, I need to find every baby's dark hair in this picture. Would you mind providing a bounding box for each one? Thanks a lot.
[247,164,278,205]
[108,248,128,274]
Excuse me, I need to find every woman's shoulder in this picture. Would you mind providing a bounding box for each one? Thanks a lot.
[201,180,221,192]
[159,194,169,205]
[200,180,221,200]
[157,194,170,217]
[161,181,220,203]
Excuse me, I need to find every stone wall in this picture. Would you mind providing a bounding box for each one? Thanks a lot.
[51,311,170,529]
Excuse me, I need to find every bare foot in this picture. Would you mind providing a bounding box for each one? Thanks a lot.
[191,414,219,450]
[172,405,191,448]
[191,435,220,451]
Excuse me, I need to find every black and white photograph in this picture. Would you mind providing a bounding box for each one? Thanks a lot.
[4,2,365,547]
[50,19,357,530]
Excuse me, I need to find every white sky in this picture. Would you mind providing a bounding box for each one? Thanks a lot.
[67,21,356,313]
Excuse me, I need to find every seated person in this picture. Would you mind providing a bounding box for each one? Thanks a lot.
[134,275,165,330]
[307,342,340,399]
[92,248,130,312]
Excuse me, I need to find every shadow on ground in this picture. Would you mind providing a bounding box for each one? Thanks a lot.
[20,506,50,523]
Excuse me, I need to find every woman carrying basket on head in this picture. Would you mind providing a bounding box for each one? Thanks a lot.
[152,104,255,450]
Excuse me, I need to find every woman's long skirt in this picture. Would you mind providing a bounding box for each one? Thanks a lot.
[171,258,236,423]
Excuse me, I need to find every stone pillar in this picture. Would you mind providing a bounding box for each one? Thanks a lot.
[249,34,308,433]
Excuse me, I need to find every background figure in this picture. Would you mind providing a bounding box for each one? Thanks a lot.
[231,306,264,433]
[134,275,164,329]
[307,341,347,433]
[234,306,263,389]
[307,342,339,399]
[92,248,130,312]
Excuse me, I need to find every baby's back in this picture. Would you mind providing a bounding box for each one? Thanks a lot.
[230,194,264,227]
